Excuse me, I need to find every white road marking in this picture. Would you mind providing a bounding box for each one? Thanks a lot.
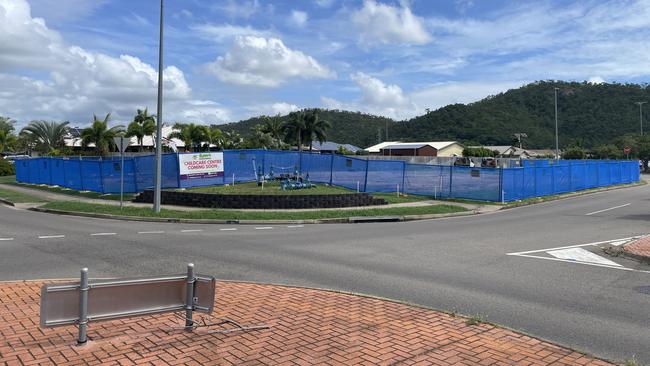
[220,228,237,231]
[287,225,304,228]
[91,232,117,236]
[38,235,65,239]
[181,229,203,233]
[547,248,622,267]
[507,236,642,256]
[255,227,273,230]
[137,231,165,234]
[0,238,14,241]
[512,253,650,273]
[585,203,630,216]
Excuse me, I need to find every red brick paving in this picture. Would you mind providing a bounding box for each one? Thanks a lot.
[0,280,613,365]
[624,235,650,258]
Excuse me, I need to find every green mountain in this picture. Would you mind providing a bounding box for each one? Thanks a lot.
[219,81,650,149]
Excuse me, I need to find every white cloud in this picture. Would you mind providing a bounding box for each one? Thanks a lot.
[323,74,526,120]
[27,0,108,22]
[587,76,606,84]
[214,0,260,19]
[0,0,229,126]
[315,0,335,8]
[246,102,300,117]
[205,36,335,87]
[351,0,431,47]
[289,10,308,27]
[191,23,273,43]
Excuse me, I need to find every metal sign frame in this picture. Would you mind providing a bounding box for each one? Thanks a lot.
[40,264,215,344]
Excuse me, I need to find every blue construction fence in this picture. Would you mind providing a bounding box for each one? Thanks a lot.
[14,150,640,202]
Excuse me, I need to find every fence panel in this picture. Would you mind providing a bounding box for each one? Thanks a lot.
[403,164,451,198]
[15,160,29,183]
[502,168,524,201]
[450,167,500,201]
[365,160,405,193]
[50,158,65,186]
[300,153,333,183]
[264,150,300,177]
[81,160,103,192]
[554,163,571,193]
[101,159,137,193]
[331,155,367,191]
[223,150,265,183]
[133,154,179,191]
[38,158,53,185]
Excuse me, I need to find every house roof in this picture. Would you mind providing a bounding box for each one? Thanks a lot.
[365,141,401,153]
[379,141,461,151]
[311,141,361,152]
[425,141,460,150]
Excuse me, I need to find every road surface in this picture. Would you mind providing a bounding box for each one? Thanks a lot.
[1,185,649,362]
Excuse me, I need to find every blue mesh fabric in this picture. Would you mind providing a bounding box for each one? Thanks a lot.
[365,160,405,193]
[403,164,451,198]
[450,167,501,201]
[331,155,367,190]
[300,153,333,183]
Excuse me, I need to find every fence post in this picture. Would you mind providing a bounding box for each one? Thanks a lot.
[498,167,504,203]
[78,268,89,345]
[329,154,334,186]
[176,153,181,189]
[48,158,53,185]
[185,263,195,330]
[79,157,84,191]
[401,161,406,195]
[448,165,454,198]
[551,161,556,195]
[363,160,369,193]
[99,159,105,194]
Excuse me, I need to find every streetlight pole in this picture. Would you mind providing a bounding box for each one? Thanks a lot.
[554,87,559,160]
[153,0,164,213]
[636,101,647,135]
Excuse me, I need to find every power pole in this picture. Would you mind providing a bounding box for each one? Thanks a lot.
[554,87,559,160]
[636,101,647,135]
[153,0,164,213]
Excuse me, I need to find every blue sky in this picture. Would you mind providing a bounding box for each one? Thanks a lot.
[1,0,650,128]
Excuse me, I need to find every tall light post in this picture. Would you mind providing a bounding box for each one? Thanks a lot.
[554,87,559,160]
[153,0,164,213]
[636,101,647,135]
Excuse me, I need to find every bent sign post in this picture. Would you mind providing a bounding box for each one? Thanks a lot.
[40,264,215,344]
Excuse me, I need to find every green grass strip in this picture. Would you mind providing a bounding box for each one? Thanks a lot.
[0,187,48,203]
[42,201,467,220]
[5,181,135,201]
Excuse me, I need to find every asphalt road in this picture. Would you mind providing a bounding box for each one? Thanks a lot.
[1,185,650,363]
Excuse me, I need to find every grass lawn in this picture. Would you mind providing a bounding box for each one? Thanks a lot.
[5,181,135,201]
[0,187,47,203]
[0,175,16,184]
[42,201,467,220]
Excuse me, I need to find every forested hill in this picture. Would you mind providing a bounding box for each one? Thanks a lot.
[220,81,650,149]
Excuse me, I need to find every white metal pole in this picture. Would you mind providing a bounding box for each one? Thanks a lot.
[554,87,559,160]
[636,101,646,135]
[120,137,124,211]
[153,0,164,213]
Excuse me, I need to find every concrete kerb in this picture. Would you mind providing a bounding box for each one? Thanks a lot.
[27,206,480,224]
[0,197,15,207]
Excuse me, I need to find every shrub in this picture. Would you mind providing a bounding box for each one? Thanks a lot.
[0,158,15,176]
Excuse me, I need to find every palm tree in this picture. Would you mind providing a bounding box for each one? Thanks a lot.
[20,120,69,153]
[304,110,331,151]
[0,130,16,152]
[222,130,243,149]
[80,113,125,156]
[126,108,156,151]
[260,114,284,148]
[168,123,208,152]
[204,126,224,150]
[282,110,307,152]
[0,116,15,134]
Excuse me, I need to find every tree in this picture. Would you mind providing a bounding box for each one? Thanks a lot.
[282,110,307,152]
[20,120,69,153]
[204,126,224,150]
[0,116,15,134]
[80,113,125,156]
[462,147,496,157]
[244,125,274,149]
[304,109,332,151]
[562,146,586,159]
[0,130,17,152]
[222,130,243,149]
[126,108,156,151]
[260,114,284,148]
[168,123,208,152]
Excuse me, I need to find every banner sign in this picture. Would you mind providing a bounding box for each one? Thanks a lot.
[179,152,224,180]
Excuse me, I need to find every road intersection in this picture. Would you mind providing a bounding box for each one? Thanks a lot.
[1,184,649,362]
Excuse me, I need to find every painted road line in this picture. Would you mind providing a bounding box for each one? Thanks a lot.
[585,203,630,216]
[91,232,117,236]
[0,238,14,241]
[506,236,643,256]
[137,231,165,234]
[511,253,650,273]
[38,235,65,239]
[287,225,304,228]
[181,229,203,233]
[255,227,273,230]
[220,228,237,231]
[547,248,622,267]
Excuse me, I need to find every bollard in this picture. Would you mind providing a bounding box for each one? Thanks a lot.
[185,263,195,330]
[78,268,89,345]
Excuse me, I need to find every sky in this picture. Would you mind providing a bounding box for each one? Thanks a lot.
[1,0,650,128]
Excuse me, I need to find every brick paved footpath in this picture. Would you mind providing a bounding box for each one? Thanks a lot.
[0,281,613,366]
[624,235,650,259]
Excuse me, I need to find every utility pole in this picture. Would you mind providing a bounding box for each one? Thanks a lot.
[636,101,647,135]
[153,0,164,213]
[385,120,388,141]
[554,87,559,160]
